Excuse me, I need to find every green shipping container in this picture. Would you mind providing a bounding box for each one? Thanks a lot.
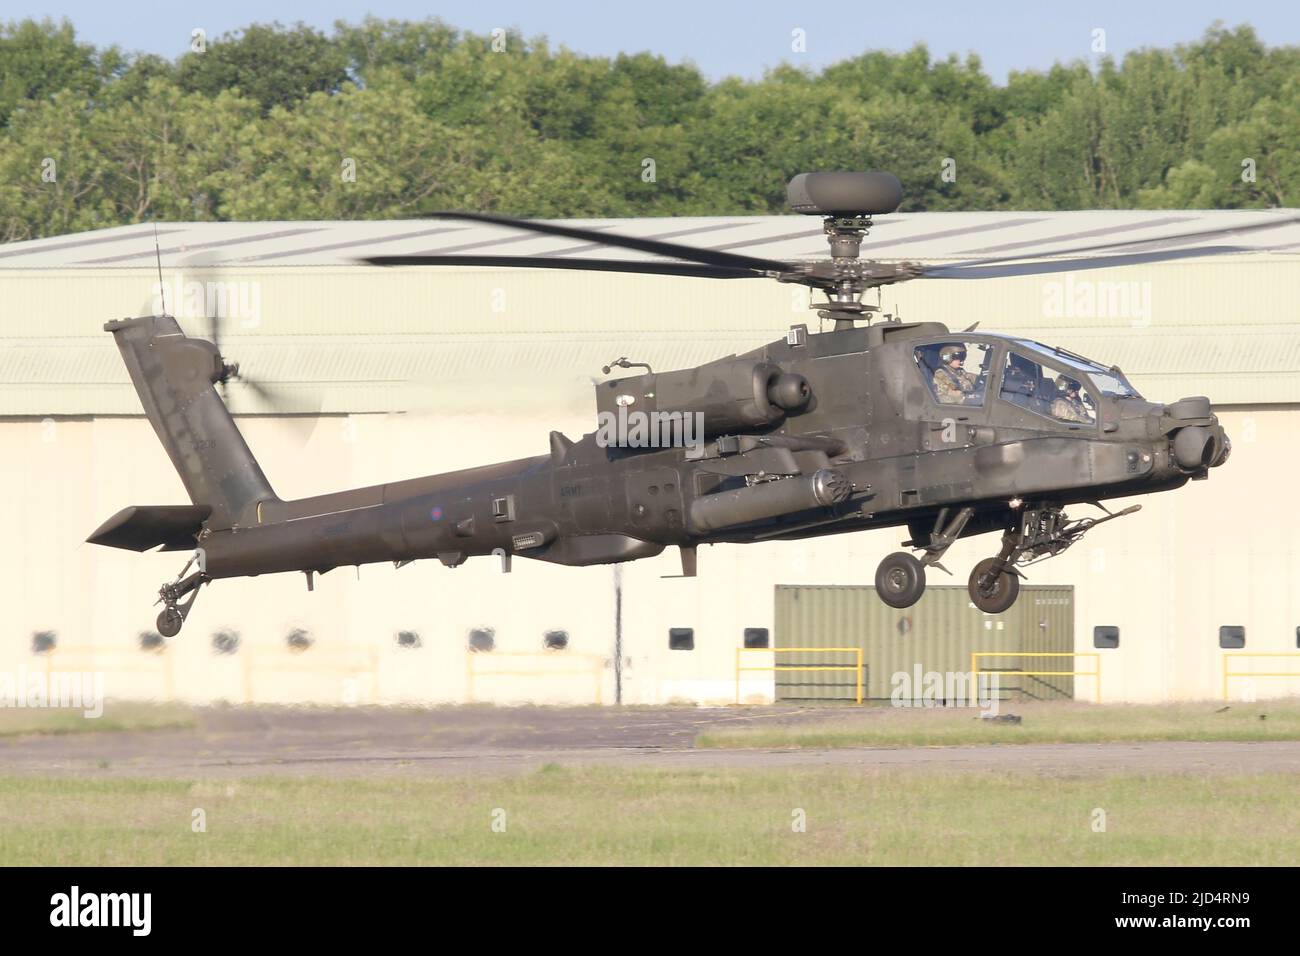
[773,585,1075,702]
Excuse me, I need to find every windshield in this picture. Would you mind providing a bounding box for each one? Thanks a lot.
[1012,339,1141,398]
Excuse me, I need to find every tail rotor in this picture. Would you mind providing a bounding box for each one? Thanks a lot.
[177,250,321,444]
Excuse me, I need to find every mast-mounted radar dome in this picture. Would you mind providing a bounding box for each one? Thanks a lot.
[786,171,903,217]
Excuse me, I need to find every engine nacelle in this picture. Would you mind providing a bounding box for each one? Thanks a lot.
[594,359,811,440]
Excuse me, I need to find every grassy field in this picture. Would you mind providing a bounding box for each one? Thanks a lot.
[697,699,1300,749]
[0,702,196,737]
[1,767,1297,865]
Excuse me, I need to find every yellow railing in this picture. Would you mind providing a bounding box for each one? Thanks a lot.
[41,645,177,700]
[39,644,384,705]
[736,646,864,705]
[1221,652,1300,701]
[241,646,380,704]
[971,651,1101,704]
[465,651,606,704]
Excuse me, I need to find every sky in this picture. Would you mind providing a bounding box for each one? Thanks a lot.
[9,1,1300,84]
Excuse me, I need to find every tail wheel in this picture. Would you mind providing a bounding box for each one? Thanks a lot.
[967,557,1020,613]
[875,551,927,609]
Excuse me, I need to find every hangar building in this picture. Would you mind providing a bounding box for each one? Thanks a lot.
[3,210,1299,706]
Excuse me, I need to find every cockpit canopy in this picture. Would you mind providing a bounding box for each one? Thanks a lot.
[1009,339,1141,399]
[912,335,1142,427]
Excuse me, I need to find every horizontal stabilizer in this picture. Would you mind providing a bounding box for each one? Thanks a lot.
[87,505,212,552]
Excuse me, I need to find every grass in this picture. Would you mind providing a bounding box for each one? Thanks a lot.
[0,702,196,737]
[0,767,1297,865]
[697,699,1300,749]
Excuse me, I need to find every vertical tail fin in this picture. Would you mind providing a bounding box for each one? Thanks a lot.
[106,315,278,529]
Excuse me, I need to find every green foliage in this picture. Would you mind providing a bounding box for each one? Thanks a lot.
[0,17,1295,240]
[0,17,110,126]
[175,21,349,113]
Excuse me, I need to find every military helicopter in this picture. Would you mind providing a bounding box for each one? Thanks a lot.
[88,172,1231,635]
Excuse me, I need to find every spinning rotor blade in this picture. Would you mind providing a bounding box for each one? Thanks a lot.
[177,250,237,384]
[175,251,322,440]
[179,251,226,356]
[412,211,792,273]
[227,376,323,446]
[239,376,298,405]
[923,244,1255,280]
[924,212,1300,277]
[363,253,764,279]
[361,199,1300,298]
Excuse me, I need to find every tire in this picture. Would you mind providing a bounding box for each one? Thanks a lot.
[875,551,927,609]
[967,558,1020,614]
[157,607,183,638]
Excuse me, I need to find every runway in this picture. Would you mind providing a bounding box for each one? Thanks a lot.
[5,705,1300,778]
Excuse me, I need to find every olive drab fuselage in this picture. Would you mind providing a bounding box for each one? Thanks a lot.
[90,314,1228,593]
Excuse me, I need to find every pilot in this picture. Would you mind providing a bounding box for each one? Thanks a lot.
[1052,375,1093,423]
[933,344,978,404]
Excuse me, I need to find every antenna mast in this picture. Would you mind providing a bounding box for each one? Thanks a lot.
[153,222,166,316]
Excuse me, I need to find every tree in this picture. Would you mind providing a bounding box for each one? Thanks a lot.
[175,22,349,113]
[215,83,494,219]
[1140,80,1300,208]
[1,17,1297,240]
[90,79,261,222]
[0,18,106,127]
[0,90,110,240]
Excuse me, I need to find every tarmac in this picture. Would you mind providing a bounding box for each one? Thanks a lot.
[4,705,1299,778]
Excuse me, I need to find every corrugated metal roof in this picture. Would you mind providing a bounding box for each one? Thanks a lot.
[2,210,1299,268]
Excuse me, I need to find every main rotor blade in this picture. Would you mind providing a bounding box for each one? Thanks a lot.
[934,212,1300,272]
[362,253,765,279]
[924,244,1252,279]
[420,211,792,273]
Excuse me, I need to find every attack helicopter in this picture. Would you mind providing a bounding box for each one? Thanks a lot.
[88,171,1230,635]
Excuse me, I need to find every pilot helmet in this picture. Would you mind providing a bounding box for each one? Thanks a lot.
[940,345,967,364]
[1055,374,1081,395]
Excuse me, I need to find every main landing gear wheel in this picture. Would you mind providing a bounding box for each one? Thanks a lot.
[157,607,184,638]
[967,557,1020,614]
[875,551,927,608]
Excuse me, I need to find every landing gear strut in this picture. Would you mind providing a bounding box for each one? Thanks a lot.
[154,553,209,637]
[968,502,1142,613]
[916,506,973,575]
[879,506,976,609]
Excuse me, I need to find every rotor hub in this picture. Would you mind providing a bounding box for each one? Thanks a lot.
[824,216,874,259]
